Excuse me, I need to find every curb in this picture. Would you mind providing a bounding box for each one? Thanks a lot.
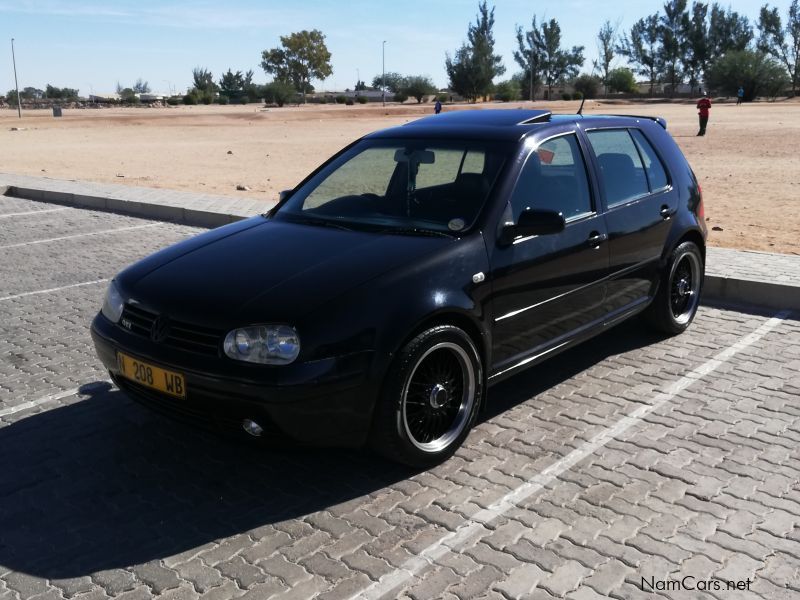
[6,185,252,229]
[702,275,800,313]
[3,184,798,314]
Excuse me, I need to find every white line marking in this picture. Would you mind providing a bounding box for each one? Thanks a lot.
[0,380,112,419]
[352,310,790,600]
[0,278,109,302]
[0,207,71,219]
[0,223,160,250]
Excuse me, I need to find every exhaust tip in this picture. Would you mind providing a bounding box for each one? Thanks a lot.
[242,419,264,437]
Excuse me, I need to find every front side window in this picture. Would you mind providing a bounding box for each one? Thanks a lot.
[277,140,508,234]
[586,129,649,207]
[510,133,593,222]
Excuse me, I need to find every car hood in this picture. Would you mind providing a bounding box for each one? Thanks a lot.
[122,217,451,328]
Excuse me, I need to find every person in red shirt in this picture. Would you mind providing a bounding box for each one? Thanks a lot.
[696,91,712,136]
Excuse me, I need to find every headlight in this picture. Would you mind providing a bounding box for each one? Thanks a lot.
[101,281,125,323]
[223,325,300,365]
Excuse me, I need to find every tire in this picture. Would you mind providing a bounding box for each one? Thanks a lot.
[370,325,484,467]
[645,241,704,335]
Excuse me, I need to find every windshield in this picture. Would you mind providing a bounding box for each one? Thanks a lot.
[275,139,509,234]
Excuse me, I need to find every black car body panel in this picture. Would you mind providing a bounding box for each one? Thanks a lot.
[91,109,706,448]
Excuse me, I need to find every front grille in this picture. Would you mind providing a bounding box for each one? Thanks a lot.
[120,304,222,356]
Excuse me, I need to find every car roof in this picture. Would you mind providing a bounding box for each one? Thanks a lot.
[365,109,666,143]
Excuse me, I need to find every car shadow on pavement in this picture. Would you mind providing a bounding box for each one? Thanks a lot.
[0,385,415,579]
[0,320,663,580]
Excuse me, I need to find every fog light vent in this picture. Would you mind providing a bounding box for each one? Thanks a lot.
[242,419,264,437]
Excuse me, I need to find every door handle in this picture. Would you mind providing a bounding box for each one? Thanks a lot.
[660,205,673,219]
[587,231,607,247]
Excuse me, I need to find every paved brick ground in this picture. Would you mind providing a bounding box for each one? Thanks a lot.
[1,197,798,600]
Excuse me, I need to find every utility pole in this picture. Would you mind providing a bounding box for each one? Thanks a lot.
[11,38,21,118]
[382,40,386,106]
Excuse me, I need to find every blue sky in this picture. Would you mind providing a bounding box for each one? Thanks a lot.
[0,0,792,96]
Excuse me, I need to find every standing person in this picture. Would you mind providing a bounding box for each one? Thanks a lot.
[696,91,712,136]
[737,86,744,105]
[434,98,442,114]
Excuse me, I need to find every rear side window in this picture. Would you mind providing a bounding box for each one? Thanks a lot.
[586,129,649,207]
[510,133,593,222]
[629,129,669,192]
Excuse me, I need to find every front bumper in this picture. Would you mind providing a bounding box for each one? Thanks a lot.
[91,314,377,447]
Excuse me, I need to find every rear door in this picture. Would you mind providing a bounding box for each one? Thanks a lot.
[489,132,609,377]
[584,127,677,318]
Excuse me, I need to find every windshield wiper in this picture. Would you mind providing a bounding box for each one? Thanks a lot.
[287,215,354,231]
[380,226,453,238]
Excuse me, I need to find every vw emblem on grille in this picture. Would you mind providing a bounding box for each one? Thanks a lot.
[151,315,171,343]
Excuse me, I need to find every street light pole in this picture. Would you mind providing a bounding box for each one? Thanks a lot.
[382,40,386,106]
[11,38,21,118]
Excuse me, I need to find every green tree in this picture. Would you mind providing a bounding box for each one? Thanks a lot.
[354,80,368,91]
[263,80,296,107]
[513,16,545,100]
[5,89,19,104]
[21,87,43,99]
[708,49,789,99]
[402,76,436,103]
[192,68,217,93]
[607,67,639,93]
[572,74,602,99]
[540,19,584,100]
[659,0,689,96]
[683,2,709,94]
[758,0,800,96]
[261,29,333,103]
[493,79,520,101]
[371,72,406,93]
[133,78,150,94]
[445,2,505,102]
[618,14,662,95]
[595,20,619,94]
[219,69,254,100]
[708,3,753,57]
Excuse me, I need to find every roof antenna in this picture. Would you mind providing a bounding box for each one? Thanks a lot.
[577,96,586,115]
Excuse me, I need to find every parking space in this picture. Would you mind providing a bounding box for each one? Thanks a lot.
[1,198,798,600]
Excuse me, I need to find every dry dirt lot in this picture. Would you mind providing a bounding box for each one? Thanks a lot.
[1,99,798,254]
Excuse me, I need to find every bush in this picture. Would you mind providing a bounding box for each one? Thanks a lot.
[201,94,213,105]
[239,96,249,104]
[494,80,520,102]
[572,74,601,99]
[561,92,572,101]
[335,95,347,104]
[438,93,449,103]
[357,95,368,104]
[393,92,408,103]
[183,94,197,105]
[166,96,181,105]
[606,68,638,93]
[217,95,230,105]
[319,96,328,104]
[572,92,583,100]
[263,81,295,107]
[707,50,790,101]
[345,97,354,105]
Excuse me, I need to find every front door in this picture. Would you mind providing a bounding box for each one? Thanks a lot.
[489,133,610,378]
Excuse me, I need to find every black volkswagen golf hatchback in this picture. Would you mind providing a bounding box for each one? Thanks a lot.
[91,109,706,466]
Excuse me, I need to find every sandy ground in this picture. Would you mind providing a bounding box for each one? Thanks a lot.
[1,99,798,254]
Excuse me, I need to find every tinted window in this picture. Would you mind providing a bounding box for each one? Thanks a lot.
[587,129,649,207]
[630,129,669,191]
[510,134,593,222]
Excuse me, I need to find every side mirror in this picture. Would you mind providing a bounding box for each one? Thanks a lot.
[279,189,293,202]
[499,209,565,245]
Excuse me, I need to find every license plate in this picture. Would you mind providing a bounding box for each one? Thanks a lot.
[117,352,186,399]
